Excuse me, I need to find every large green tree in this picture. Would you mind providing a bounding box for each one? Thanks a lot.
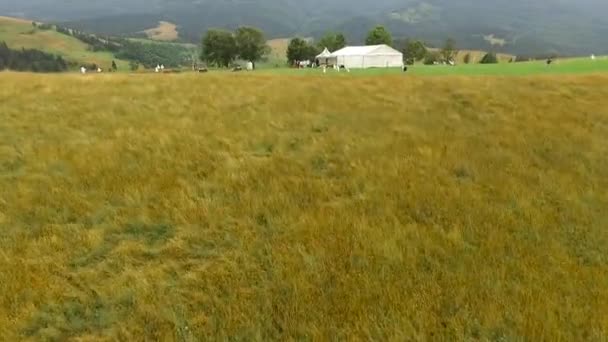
[401,39,427,65]
[201,29,238,68]
[235,26,269,69]
[287,38,319,63]
[317,32,347,51]
[365,26,392,46]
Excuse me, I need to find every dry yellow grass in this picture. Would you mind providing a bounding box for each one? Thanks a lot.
[0,16,32,24]
[144,21,179,41]
[1,72,608,340]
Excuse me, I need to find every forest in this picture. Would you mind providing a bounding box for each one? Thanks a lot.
[0,41,68,72]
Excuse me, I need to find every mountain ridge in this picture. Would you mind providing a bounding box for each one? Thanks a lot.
[2,0,608,56]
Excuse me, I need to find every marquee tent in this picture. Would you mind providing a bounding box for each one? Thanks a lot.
[329,44,403,69]
[315,47,336,66]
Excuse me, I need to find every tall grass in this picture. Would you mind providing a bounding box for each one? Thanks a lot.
[1,72,607,340]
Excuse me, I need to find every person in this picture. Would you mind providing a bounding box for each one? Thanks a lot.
[80,66,86,74]
[403,65,408,72]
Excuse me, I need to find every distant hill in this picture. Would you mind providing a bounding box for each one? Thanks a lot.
[0,16,126,68]
[2,0,607,57]
[3,0,608,57]
[0,16,198,70]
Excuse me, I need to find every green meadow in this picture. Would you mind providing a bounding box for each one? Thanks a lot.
[260,57,608,76]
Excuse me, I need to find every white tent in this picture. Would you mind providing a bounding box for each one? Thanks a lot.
[330,45,403,69]
[316,47,336,66]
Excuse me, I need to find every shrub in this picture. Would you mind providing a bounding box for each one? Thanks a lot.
[423,52,440,65]
[480,52,498,64]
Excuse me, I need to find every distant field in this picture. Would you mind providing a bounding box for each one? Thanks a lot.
[261,56,608,76]
[266,38,290,66]
[1,72,607,340]
[265,37,314,67]
[0,16,127,69]
[143,21,179,41]
[426,48,514,64]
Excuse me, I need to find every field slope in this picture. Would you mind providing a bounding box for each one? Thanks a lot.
[1,73,607,340]
[0,16,126,68]
[143,21,179,41]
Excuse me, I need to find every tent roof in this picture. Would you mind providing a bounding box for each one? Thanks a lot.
[330,44,402,56]
[316,47,333,58]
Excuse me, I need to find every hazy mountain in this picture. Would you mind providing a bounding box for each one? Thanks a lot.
[1,0,607,56]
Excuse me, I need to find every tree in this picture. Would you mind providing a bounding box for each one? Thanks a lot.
[0,42,9,70]
[305,44,320,61]
[480,52,498,64]
[111,60,118,71]
[401,39,427,65]
[463,53,471,64]
[365,26,392,46]
[423,51,440,65]
[334,33,346,50]
[440,38,458,63]
[287,38,307,63]
[129,61,139,71]
[235,26,269,69]
[201,29,238,68]
[317,32,347,51]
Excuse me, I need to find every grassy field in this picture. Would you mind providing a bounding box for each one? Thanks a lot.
[0,16,127,69]
[261,56,608,76]
[1,72,607,340]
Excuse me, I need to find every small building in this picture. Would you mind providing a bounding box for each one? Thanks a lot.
[316,47,336,66]
[329,44,403,69]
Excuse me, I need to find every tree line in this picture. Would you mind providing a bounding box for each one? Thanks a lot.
[0,41,67,72]
[283,26,469,66]
[196,24,509,67]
